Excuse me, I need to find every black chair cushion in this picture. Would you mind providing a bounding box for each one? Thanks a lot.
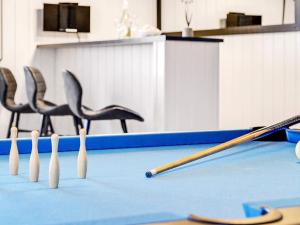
[82,105,144,121]
[37,100,74,116]
[6,103,35,114]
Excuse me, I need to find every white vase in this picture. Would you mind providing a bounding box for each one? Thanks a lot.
[182,27,194,37]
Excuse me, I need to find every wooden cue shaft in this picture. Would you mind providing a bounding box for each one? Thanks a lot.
[146,129,269,177]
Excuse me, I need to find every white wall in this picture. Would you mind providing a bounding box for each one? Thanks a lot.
[0,0,156,137]
[162,0,295,32]
[162,0,300,129]
[0,0,37,137]
[1,0,299,136]
[35,0,157,44]
[218,32,300,129]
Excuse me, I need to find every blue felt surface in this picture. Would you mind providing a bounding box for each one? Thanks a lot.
[0,139,299,225]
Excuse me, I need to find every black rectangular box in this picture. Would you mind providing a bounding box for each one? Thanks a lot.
[226,12,245,27]
[44,4,59,31]
[43,3,90,33]
[226,12,262,27]
[59,3,78,31]
[238,15,262,26]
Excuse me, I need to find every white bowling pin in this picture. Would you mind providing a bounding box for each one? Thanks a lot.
[9,127,19,176]
[77,129,87,179]
[49,134,60,189]
[29,130,40,182]
[296,141,300,160]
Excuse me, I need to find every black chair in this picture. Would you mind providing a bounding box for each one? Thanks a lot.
[63,70,144,134]
[24,66,84,136]
[0,67,36,138]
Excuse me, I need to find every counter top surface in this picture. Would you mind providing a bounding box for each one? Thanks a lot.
[166,24,300,37]
[36,35,223,48]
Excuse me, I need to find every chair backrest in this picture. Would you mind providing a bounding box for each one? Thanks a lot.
[0,67,17,108]
[23,66,47,111]
[62,70,83,117]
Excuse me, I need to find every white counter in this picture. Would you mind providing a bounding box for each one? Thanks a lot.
[33,35,222,134]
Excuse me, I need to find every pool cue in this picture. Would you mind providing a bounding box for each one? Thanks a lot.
[145,115,300,178]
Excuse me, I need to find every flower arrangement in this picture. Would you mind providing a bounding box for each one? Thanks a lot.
[181,0,194,27]
[116,0,134,38]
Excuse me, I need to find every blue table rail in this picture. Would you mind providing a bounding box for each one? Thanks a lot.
[244,198,300,217]
[0,129,250,155]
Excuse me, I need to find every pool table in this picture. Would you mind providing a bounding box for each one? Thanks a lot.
[0,129,299,225]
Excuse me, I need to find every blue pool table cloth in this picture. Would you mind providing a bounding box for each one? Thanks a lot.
[0,129,299,225]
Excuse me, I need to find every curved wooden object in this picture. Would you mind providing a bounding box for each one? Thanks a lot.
[188,208,283,225]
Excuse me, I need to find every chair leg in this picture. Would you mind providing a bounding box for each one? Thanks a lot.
[73,116,80,135]
[48,116,55,135]
[86,120,91,134]
[120,120,128,133]
[40,116,55,136]
[42,116,50,136]
[40,115,46,136]
[15,113,20,129]
[6,112,15,138]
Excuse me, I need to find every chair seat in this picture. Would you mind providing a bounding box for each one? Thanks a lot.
[5,102,35,114]
[62,70,144,134]
[82,105,144,121]
[37,100,74,116]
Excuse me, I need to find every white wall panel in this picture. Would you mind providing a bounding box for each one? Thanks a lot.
[38,43,160,134]
[2,0,300,136]
[162,1,300,131]
[162,0,295,32]
[33,39,220,134]
[218,32,300,129]
[34,0,157,44]
[165,41,219,131]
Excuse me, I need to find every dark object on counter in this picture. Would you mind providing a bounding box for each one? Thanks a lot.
[226,12,244,27]
[44,3,90,32]
[226,12,262,27]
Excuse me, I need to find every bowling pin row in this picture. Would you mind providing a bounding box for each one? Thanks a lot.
[9,127,88,189]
